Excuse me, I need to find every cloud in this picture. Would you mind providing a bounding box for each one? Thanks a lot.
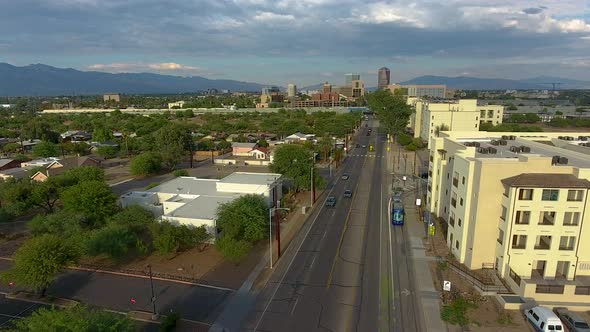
[88,62,204,73]
[523,7,543,15]
[253,11,295,22]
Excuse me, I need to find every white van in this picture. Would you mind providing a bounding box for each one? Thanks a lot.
[525,306,564,332]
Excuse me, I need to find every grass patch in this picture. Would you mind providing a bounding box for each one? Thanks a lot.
[144,182,160,190]
[440,295,477,326]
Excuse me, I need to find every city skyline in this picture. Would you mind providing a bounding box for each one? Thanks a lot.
[1,1,590,86]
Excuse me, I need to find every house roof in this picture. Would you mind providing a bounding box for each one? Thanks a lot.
[251,147,268,154]
[166,196,235,220]
[232,142,257,149]
[501,173,590,188]
[0,159,15,168]
[21,139,42,147]
[219,172,281,185]
[288,132,306,138]
[0,166,33,179]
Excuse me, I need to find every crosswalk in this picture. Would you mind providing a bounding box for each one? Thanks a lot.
[347,154,386,158]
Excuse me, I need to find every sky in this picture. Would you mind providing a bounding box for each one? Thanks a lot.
[1,0,590,87]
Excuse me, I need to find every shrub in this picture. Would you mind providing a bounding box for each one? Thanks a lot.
[397,133,412,146]
[86,224,138,260]
[160,311,181,332]
[130,152,162,177]
[150,222,210,255]
[440,295,477,326]
[215,236,252,263]
[145,182,160,190]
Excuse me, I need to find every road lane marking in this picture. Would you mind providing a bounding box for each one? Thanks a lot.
[290,298,299,315]
[309,255,317,270]
[322,230,327,239]
[325,153,368,289]
[253,175,343,331]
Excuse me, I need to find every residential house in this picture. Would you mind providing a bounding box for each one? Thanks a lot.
[120,172,282,239]
[30,156,103,182]
[0,167,32,180]
[21,139,42,153]
[20,157,60,168]
[284,132,316,143]
[60,130,92,142]
[249,147,268,160]
[0,159,20,171]
[232,142,257,156]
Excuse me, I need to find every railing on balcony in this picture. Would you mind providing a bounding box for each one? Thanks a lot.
[575,286,590,295]
[559,245,574,251]
[536,284,565,294]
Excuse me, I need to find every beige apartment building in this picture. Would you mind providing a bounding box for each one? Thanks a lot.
[427,131,590,308]
[406,98,504,147]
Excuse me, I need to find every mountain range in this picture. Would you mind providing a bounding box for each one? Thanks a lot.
[1,63,589,96]
[0,63,267,96]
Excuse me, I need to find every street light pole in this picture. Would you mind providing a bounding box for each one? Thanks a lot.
[269,207,290,269]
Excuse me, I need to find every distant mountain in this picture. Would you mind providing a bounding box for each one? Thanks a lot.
[300,83,326,91]
[400,75,590,90]
[0,63,267,96]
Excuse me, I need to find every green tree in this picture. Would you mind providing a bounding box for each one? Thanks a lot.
[86,224,138,260]
[32,141,59,158]
[257,139,269,147]
[28,210,85,238]
[154,124,192,170]
[216,194,267,242]
[60,181,118,226]
[60,166,105,186]
[173,169,188,177]
[130,152,162,177]
[95,145,119,159]
[28,177,62,214]
[92,127,113,142]
[150,222,210,255]
[197,139,215,151]
[215,236,252,263]
[366,89,412,135]
[11,305,135,332]
[183,109,195,118]
[3,142,21,154]
[60,142,90,156]
[1,235,80,296]
[270,144,319,191]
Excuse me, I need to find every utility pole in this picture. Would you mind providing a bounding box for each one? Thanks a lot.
[146,264,158,320]
[413,151,417,177]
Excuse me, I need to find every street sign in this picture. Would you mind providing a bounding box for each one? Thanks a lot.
[428,225,435,236]
[443,280,451,292]
[415,198,421,206]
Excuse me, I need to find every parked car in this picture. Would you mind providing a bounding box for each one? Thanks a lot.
[361,144,367,148]
[343,190,353,198]
[525,306,564,332]
[554,308,590,332]
[341,174,349,180]
[325,196,336,207]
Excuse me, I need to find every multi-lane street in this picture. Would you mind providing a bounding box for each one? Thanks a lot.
[243,118,427,331]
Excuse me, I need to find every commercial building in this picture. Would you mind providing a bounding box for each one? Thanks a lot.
[407,98,504,147]
[406,85,446,98]
[427,131,590,308]
[287,84,297,98]
[344,73,360,87]
[120,172,282,239]
[257,86,284,108]
[378,67,391,89]
[168,101,186,109]
[322,82,332,93]
[103,93,121,102]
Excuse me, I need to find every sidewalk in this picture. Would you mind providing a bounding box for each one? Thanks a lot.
[388,141,448,332]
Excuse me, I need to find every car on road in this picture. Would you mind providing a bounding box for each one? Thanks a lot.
[343,190,353,198]
[525,306,564,332]
[325,196,336,207]
[361,144,367,148]
[356,143,360,148]
[554,308,590,332]
[341,174,349,180]
[393,187,403,199]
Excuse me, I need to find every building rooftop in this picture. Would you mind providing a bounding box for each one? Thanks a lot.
[148,177,233,197]
[219,172,281,186]
[231,142,257,149]
[502,173,590,188]
[0,159,15,168]
[166,196,235,220]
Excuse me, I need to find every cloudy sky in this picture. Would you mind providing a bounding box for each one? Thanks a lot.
[2,0,590,86]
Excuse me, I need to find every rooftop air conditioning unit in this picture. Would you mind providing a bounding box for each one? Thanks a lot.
[558,136,565,140]
[464,142,472,147]
[509,135,516,140]
[491,140,499,146]
[509,146,521,153]
[472,142,481,147]
[499,139,507,145]
[520,146,531,153]
[477,147,489,154]
[501,135,509,140]
[488,147,497,154]
[552,156,560,165]
[578,136,588,141]
[558,157,569,165]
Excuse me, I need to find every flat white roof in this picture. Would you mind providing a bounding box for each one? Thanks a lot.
[219,172,281,185]
[166,196,235,220]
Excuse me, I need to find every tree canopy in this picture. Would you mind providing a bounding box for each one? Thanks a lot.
[366,89,413,135]
[60,180,118,226]
[270,144,321,191]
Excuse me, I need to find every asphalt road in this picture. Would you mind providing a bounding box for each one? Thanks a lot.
[243,119,425,331]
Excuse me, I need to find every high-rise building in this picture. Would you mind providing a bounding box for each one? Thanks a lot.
[345,73,360,87]
[322,82,332,93]
[287,84,297,97]
[378,67,390,89]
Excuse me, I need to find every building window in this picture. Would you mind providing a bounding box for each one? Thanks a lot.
[559,236,576,250]
[518,189,533,200]
[536,285,564,294]
[462,176,465,185]
[534,235,552,250]
[460,198,463,206]
[451,192,457,207]
[541,189,559,201]
[449,233,453,247]
[567,190,584,202]
[452,172,459,187]
[497,228,504,244]
[515,210,531,224]
[511,235,527,249]
[501,206,507,220]
[458,218,462,227]
[455,240,459,249]
[563,212,580,226]
[575,286,590,295]
[449,212,455,226]
[539,211,556,225]
[503,185,510,197]
[480,110,486,117]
